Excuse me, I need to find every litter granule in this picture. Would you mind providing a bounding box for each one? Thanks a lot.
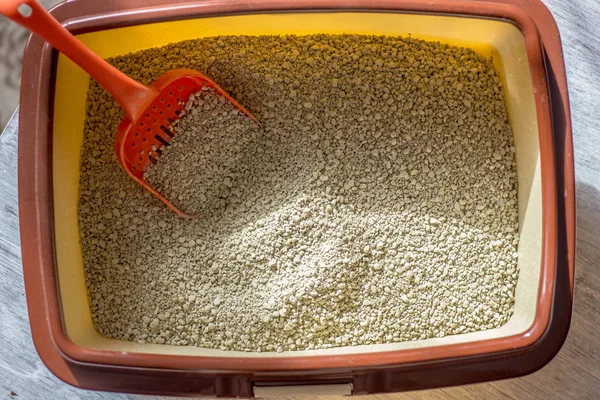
[79,34,519,352]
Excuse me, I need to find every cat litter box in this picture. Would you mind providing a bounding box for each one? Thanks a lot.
[17,0,574,396]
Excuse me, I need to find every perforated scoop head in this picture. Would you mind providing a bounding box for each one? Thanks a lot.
[115,69,259,218]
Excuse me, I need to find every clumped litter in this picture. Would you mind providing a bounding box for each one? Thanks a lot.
[80,34,519,352]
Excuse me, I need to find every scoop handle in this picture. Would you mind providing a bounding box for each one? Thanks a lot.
[0,0,158,121]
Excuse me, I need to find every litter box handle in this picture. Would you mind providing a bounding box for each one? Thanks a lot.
[0,0,158,122]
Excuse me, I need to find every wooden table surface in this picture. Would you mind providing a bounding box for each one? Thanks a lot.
[0,0,598,398]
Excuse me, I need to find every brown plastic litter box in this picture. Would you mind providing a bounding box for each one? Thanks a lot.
[17,0,575,396]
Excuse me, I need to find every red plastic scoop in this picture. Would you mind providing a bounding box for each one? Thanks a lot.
[1,0,259,217]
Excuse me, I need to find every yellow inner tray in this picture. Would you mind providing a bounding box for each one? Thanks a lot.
[53,12,541,357]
